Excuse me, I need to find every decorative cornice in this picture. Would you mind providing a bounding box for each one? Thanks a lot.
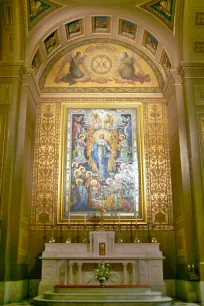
[179,62,204,70]
[39,97,166,104]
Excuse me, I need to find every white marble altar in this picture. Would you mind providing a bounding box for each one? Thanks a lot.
[38,231,166,296]
[39,231,166,295]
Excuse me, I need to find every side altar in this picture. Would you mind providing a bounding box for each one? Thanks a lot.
[38,231,166,296]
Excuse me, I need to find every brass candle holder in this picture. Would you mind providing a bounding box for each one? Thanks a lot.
[66,224,72,243]
[117,225,123,243]
[134,224,140,243]
[49,225,55,243]
[99,210,105,231]
[151,224,157,243]
[82,225,88,243]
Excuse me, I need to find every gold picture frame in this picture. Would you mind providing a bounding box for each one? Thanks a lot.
[58,101,146,226]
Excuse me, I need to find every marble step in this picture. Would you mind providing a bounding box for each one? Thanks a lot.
[55,287,152,294]
[33,296,172,306]
[44,291,162,301]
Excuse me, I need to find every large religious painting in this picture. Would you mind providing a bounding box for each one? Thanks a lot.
[59,106,144,223]
[40,40,164,93]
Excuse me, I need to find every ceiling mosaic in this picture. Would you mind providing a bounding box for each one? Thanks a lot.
[27,0,62,29]
[140,0,176,31]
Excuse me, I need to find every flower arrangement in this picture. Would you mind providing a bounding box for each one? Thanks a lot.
[88,263,116,287]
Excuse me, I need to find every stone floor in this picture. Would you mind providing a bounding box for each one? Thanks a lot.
[2,299,201,306]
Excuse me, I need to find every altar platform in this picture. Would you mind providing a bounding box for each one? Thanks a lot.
[33,285,172,305]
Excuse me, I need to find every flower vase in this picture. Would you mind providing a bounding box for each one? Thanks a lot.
[99,280,105,287]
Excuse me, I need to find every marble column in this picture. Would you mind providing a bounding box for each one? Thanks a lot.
[69,263,74,284]
[77,263,83,284]
[64,259,67,285]
[123,263,128,285]
[132,262,137,284]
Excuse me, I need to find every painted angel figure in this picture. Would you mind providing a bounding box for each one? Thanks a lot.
[55,51,90,85]
[72,134,87,164]
[29,0,44,18]
[115,51,151,84]
[158,0,171,17]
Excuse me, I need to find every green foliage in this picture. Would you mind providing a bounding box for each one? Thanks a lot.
[88,263,116,285]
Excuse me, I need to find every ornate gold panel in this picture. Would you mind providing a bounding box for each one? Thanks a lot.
[31,103,60,225]
[31,100,173,230]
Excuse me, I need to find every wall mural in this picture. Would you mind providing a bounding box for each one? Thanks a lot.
[143,30,158,56]
[42,42,161,93]
[63,108,140,221]
[160,49,171,77]
[92,16,111,33]
[44,30,59,55]
[140,0,176,31]
[65,19,84,41]
[119,19,137,41]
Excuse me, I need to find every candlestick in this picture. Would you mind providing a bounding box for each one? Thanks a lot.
[84,213,87,225]
[82,225,87,243]
[66,224,71,243]
[119,211,120,224]
[152,212,154,226]
[151,223,157,243]
[52,207,55,226]
[99,210,105,231]
[68,212,70,226]
[192,264,195,274]
[49,225,55,243]
[49,207,55,243]
[117,224,123,243]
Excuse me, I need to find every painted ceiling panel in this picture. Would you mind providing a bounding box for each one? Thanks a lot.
[140,0,176,31]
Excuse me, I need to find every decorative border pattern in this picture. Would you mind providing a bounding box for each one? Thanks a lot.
[39,38,164,93]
